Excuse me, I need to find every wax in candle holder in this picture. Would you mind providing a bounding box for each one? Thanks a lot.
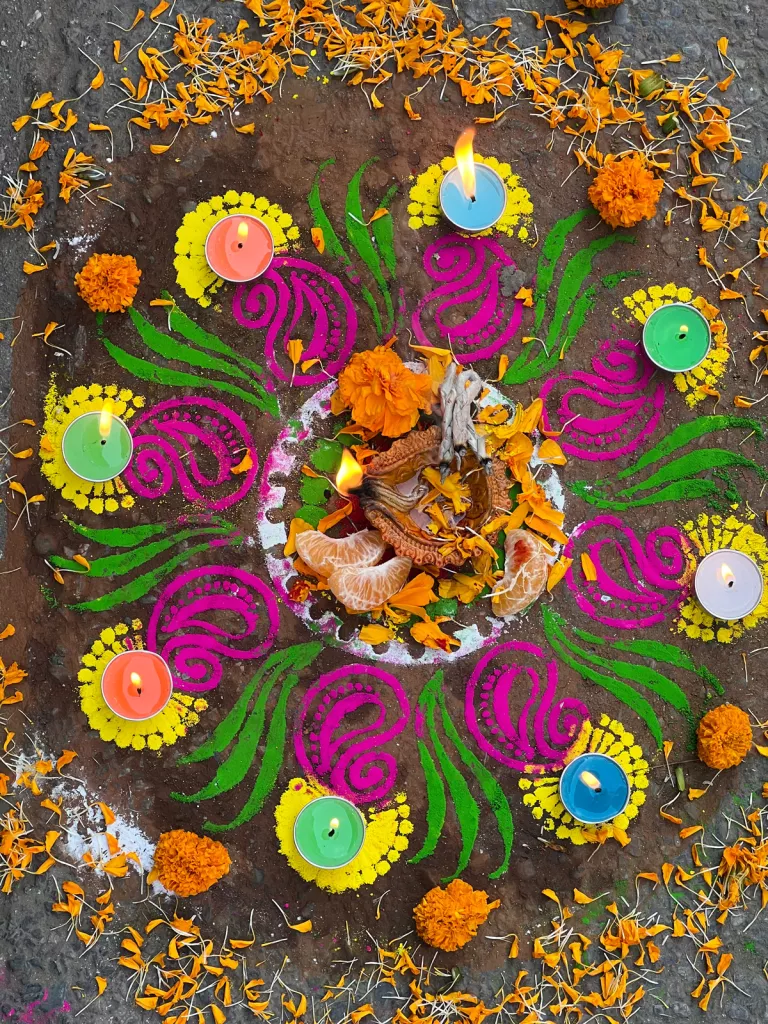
[61,409,133,483]
[100,649,174,721]
[694,548,764,620]
[205,213,274,283]
[642,302,711,372]
[559,752,630,824]
[293,795,366,869]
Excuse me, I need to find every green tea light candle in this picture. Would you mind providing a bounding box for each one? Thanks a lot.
[293,795,366,870]
[61,404,133,483]
[642,302,711,373]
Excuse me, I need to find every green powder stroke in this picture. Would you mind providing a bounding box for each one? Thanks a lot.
[408,740,447,865]
[435,687,514,879]
[165,296,266,378]
[542,608,664,747]
[571,476,728,511]
[346,159,394,332]
[532,208,591,333]
[372,183,399,276]
[506,284,597,385]
[50,526,229,579]
[64,520,169,547]
[100,335,279,417]
[616,449,768,499]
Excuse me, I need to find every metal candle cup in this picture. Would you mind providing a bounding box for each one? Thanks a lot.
[100,649,174,722]
[694,548,764,620]
[61,411,133,483]
[559,753,631,825]
[642,302,711,372]
[293,795,366,869]
[439,162,506,233]
[204,213,274,283]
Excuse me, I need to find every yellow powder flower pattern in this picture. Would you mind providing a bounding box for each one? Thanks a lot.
[408,155,534,239]
[174,190,300,307]
[622,284,730,408]
[78,621,208,751]
[676,511,768,643]
[518,716,648,846]
[275,778,412,892]
[40,380,143,515]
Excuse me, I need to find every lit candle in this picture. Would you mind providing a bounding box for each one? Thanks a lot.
[61,404,133,483]
[293,795,366,869]
[335,448,364,495]
[694,548,764,620]
[100,649,174,721]
[439,128,507,233]
[559,753,630,824]
[642,302,711,372]
[205,213,274,283]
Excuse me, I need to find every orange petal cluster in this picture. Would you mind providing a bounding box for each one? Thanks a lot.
[413,879,499,951]
[588,153,664,228]
[151,829,231,897]
[332,344,433,438]
[74,253,142,313]
[696,703,752,769]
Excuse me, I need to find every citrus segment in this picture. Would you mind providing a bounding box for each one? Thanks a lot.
[329,557,412,612]
[295,528,387,578]
[491,529,549,617]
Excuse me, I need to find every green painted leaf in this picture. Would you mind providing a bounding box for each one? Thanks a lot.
[299,476,331,505]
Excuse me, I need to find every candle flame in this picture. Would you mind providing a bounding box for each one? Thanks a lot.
[99,399,114,439]
[130,671,142,693]
[579,770,602,792]
[237,219,249,241]
[720,562,735,588]
[329,818,340,830]
[336,448,364,495]
[454,127,477,201]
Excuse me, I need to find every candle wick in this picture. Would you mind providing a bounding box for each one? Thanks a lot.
[470,195,476,203]
[727,579,734,588]
[328,829,335,837]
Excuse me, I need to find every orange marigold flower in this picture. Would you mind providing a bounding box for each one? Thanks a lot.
[697,703,752,770]
[74,253,141,313]
[588,153,663,229]
[414,878,499,951]
[152,829,231,897]
[332,345,433,438]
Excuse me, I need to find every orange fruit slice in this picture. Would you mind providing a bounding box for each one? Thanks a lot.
[295,528,387,578]
[491,529,549,617]
[329,557,412,612]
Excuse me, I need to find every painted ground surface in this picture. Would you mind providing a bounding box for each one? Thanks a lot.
[0,2,768,1023]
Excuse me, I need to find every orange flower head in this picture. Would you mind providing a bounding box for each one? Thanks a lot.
[152,829,231,897]
[414,878,499,951]
[697,703,752,770]
[588,153,663,229]
[333,345,434,438]
[75,253,141,313]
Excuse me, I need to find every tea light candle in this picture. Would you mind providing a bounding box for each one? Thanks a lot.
[61,401,133,483]
[642,302,711,372]
[100,649,174,721]
[439,128,506,233]
[293,795,366,869]
[205,213,274,283]
[559,753,630,824]
[694,548,764,620]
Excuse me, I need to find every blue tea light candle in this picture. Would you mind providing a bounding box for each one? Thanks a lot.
[440,128,506,233]
[559,752,630,824]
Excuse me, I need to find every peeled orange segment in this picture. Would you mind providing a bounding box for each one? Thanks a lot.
[491,529,549,618]
[328,557,412,613]
[295,528,387,578]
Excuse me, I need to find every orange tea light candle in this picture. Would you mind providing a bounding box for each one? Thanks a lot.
[204,213,274,283]
[100,649,173,721]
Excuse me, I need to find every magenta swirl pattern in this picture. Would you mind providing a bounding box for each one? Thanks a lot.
[411,235,523,363]
[465,641,588,773]
[146,566,280,692]
[539,337,664,461]
[232,257,357,385]
[294,665,411,804]
[124,396,258,510]
[564,515,691,629]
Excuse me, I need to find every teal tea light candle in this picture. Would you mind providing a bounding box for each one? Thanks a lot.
[440,127,506,233]
[61,401,133,483]
[559,752,630,825]
[293,795,366,870]
[642,302,711,373]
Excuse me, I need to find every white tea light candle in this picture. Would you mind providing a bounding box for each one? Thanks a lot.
[694,548,764,620]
